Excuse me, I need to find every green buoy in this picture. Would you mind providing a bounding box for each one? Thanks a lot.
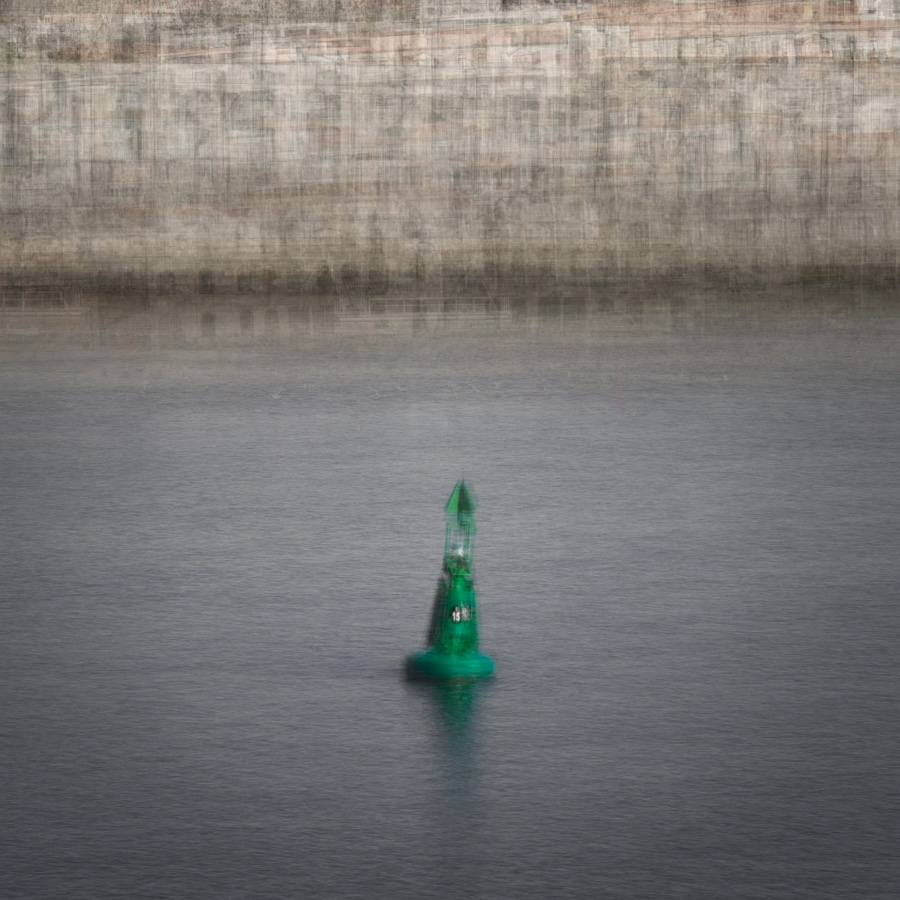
[406,479,495,680]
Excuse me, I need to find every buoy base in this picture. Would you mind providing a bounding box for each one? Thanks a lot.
[405,649,495,681]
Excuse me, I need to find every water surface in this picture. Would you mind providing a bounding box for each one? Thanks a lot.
[2,319,898,899]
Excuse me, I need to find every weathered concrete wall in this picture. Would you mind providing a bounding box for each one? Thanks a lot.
[2,2,900,301]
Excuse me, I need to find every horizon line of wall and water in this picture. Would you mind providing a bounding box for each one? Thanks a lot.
[3,0,900,341]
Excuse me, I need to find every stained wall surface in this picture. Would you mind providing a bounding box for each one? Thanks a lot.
[2,2,900,300]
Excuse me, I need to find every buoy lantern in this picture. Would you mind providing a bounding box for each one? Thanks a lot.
[406,479,495,680]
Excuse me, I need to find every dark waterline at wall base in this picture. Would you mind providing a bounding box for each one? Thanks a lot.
[5,263,900,303]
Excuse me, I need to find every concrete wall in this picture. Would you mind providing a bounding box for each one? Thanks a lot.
[2,2,900,302]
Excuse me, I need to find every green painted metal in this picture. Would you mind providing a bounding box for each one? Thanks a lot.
[445,479,477,522]
[406,479,495,680]
[406,647,494,679]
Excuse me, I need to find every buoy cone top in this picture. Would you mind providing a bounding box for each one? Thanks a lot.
[445,478,477,524]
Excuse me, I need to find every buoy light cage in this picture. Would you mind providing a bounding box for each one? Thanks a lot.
[406,479,495,680]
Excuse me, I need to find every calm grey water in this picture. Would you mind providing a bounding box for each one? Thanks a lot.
[2,323,899,899]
